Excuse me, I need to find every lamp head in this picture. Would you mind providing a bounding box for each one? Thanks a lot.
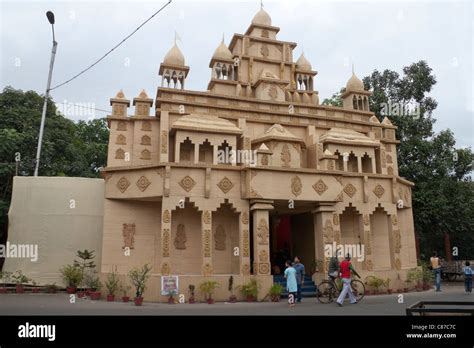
[46,11,55,25]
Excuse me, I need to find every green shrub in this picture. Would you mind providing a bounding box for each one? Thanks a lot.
[128,264,152,298]
[60,265,83,287]
[240,279,259,298]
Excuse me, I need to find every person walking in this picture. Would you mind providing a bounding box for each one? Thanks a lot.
[284,260,297,307]
[293,256,305,303]
[463,261,472,294]
[430,251,442,292]
[336,254,360,307]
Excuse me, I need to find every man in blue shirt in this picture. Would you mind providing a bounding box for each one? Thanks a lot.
[293,256,305,303]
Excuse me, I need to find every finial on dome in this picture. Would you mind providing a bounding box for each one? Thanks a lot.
[163,40,185,66]
[252,7,272,26]
[296,51,312,71]
[346,67,364,92]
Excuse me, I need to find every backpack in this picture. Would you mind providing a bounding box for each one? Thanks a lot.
[465,267,473,276]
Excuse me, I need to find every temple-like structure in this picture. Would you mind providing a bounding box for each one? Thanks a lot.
[100,8,417,301]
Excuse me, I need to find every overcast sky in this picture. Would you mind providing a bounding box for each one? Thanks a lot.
[1,0,473,148]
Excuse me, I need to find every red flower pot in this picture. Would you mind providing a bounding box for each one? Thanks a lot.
[0,287,8,294]
[246,295,255,302]
[77,291,85,298]
[387,289,393,294]
[122,296,130,303]
[168,297,175,304]
[90,291,101,301]
[134,297,144,306]
[66,286,77,294]
[85,289,92,296]
[32,288,40,294]
[207,298,214,304]
[15,284,24,294]
[229,295,237,303]
[403,288,409,293]
[189,297,195,304]
[107,294,115,302]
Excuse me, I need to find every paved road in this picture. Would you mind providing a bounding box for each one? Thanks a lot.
[0,283,471,316]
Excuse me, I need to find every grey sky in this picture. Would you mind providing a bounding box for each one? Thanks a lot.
[1,0,473,148]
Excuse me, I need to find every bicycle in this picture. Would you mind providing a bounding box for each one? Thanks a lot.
[316,275,365,304]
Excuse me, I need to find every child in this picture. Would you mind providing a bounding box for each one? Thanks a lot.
[463,261,472,293]
[284,260,297,307]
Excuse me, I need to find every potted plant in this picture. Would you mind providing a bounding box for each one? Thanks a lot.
[119,284,131,303]
[0,271,12,293]
[365,275,384,295]
[240,279,259,302]
[12,271,30,293]
[128,264,152,306]
[45,283,58,294]
[60,264,83,294]
[188,284,196,304]
[167,289,176,304]
[105,266,120,302]
[268,283,283,302]
[85,272,102,300]
[74,249,96,295]
[407,268,422,292]
[199,281,219,304]
[31,281,41,293]
[228,276,237,303]
[384,278,393,294]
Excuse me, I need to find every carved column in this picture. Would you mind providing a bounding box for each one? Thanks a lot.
[362,213,374,271]
[201,210,213,276]
[160,199,172,276]
[250,200,273,276]
[159,111,169,163]
[312,204,338,274]
[239,210,251,276]
[357,156,362,173]
[194,143,200,164]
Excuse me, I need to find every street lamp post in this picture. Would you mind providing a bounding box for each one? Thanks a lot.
[34,11,58,177]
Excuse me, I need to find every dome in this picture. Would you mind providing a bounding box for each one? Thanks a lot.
[163,43,185,66]
[212,39,233,60]
[296,52,312,71]
[346,72,364,91]
[252,8,272,26]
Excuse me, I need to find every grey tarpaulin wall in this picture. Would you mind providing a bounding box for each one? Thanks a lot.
[3,176,104,286]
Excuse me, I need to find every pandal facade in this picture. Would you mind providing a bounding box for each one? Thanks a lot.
[100,8,417,301]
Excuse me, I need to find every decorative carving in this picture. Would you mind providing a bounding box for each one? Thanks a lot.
[261,29,269,38]
[260,44,269,57]
[363,214,370,226]
[214,225,226,250]
[365,260,373,271]
[395,258,401,270]
[136,176,151,192]
[202,210,211,225]
[117,121,127,131]
[313,179,328,196]
[161,262,170,275]
[242,231,250,256]
[162,210,170,223]
[140,135,151,145]
[217,177,234,194]
[141,121,152,131]
[242,263,250,276]
[281,143,291,167]
[327,160,335,171]
[323,219,333,241]
[261,154,269,165]
[364,230,372,255]
[117,177,130,193]
[162,229,170,257]
[291,176,302,197]
[161,130,168,154]
[381,147,386,167]
[394,229,401,253]
[335,191,344,202]
[116,134,126,145]
[115,148,125,159]
[179,175,196,192]
[140,149,151,160]
[387,166,394,175]
[268,85,278,100]
[373,184,385,198]
[174,224,186,250]
[203,229,211,257]
[334,230,341,245]
[391,215,398,225]
[343,183,357,198]
[259,249,268,263]
[335,176,344,186]
[259,263,270,274]
[256,219,269,245]
[203,263,213,276]
[244,137,251,150]
[333,213,340,226]
[386,154,393,164]
[122,223,135,250]
[241,212,249,225]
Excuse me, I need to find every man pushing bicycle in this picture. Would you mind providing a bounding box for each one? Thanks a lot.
[336,253,361,307]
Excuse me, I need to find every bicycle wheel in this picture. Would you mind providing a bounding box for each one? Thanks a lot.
[350,279,365,302]
[316,280,337,304]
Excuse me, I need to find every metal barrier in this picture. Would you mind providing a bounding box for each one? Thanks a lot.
[406,301,474,316]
